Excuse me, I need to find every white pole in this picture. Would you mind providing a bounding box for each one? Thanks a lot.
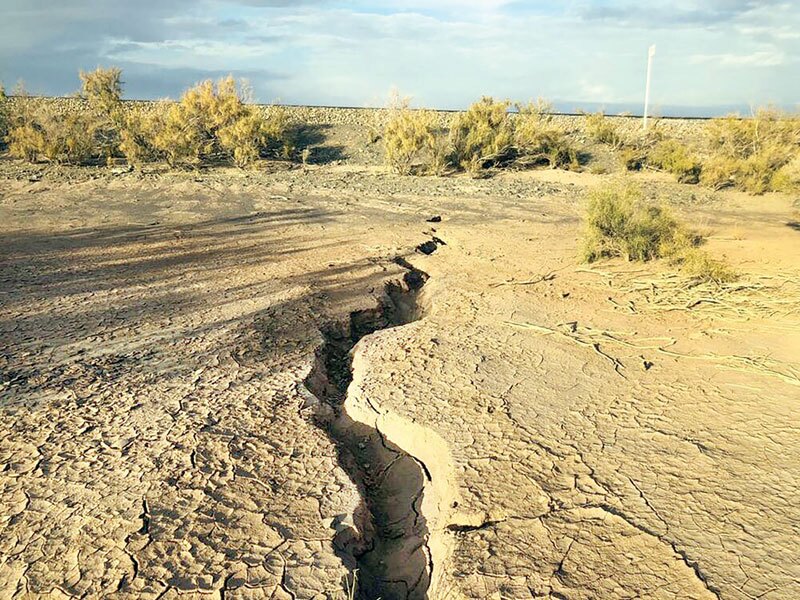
[643,44,656,131]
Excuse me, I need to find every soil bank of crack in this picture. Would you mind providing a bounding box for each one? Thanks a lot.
[304,256,434,600]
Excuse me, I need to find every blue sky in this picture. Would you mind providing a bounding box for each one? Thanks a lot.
[2,1,798,115]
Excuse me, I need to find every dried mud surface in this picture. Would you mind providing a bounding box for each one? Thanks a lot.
[1,152,799,600]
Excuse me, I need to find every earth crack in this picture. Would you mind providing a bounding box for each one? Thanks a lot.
[302,252,446,600]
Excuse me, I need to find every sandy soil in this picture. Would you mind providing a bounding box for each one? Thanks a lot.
[0,156,798,599]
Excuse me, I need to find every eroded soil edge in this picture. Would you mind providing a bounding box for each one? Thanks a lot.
[303,255,450,600]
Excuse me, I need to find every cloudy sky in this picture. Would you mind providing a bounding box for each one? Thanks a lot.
[2,1,798,115]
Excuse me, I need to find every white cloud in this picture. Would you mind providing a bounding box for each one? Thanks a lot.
[1,0,798,110]
[690,50,787,67]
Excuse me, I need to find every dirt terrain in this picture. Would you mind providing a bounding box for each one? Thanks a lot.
[1,125,799,599]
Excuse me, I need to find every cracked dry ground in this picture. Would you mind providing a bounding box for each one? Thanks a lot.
[1,167,799,599]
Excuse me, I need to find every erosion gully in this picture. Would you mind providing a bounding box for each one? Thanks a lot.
[303,249,442,600]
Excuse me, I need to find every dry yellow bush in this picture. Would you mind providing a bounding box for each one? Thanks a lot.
[383,98,441,175]
[585,112,624,147]
[701,109,800,193]
[7,71,122,165]
[515,102,578,169]
[80,67,125,163]
[218,110,270,167]
[450,97,513,168]
[0,83,9,142]
[80,68,123,117]
[149,77,290,167]
[119,103,167,167]
[7,85,97,165]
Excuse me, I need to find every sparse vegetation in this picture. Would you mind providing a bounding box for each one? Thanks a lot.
[701,109,800,194]
[4,69,293,169]
[672,247,737,284]
[582,181,734,282]
[585,112,623,147]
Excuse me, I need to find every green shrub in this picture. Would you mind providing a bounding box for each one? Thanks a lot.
[701,109,800,193]
[672,247,737,284]
[647,139,702,183]
[582,181,735,281]
[582,182,685,262]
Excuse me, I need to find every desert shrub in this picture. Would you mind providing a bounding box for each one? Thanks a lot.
[150,102,206,167]
[383,100,440,175]
[263,104,293,159]
[672,247,736,284]
[647,139,702,183]
[80,68,123,117]
[7,71,122,165]
[701,109,800,193]
[582,182,685,262]
[514,102,578,169]
[450,97,513,168]
[148,77,290,168]
[773,155,800,192]
[118,103,167,167]
[80,67,125,163]
[218,111,271,167]
[585,112,623,147]
[0,83,8,143]
[582,181,734,281]
[6,84,97,165]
